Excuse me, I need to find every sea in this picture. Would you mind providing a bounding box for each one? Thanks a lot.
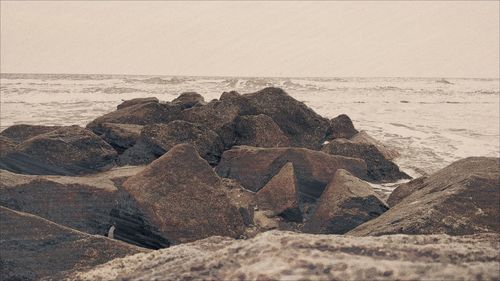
[1,73,499,184]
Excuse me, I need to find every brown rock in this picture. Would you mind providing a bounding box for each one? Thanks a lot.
[216,146,367,199]
[234,114,290,148]
[98,123,143,153]
[350,131,400,160]
[118,120,224,166]
[114,144,245,247]
[321,138,410,182]
[349,157,500,236]
[386,176,428,207]
[327,114,358,140]
[0,125,117,175]
[171,92,206,109]
[0,124,64,143]
[304,169,388,234]
[220,178,256,227]
[0,136,16,157]
[116,97,159,110]
[256,162,301,222]
[0,206,146,281]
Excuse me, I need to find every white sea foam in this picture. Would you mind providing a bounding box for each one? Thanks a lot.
[1,74,498,180]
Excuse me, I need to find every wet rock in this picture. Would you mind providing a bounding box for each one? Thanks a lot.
[256,162,302,222]
[350,131,400,160]
[171,92,206,109]
[0,124,64,143]
[87,102,181,135]
[116,97,159,110]
[216,146,367,200]
[98,123,143,153]
[70,230,500,281]
[304,169,388,234]
[349,157,500,236]
[0,136,16,156]
[321,138,410,182]
[0,206,146,281]
[114,144,245,247]
[244,87,330,149]
[118,120,224,166]
[234,114,290,148]
[0,166,144,236]
[0,125,117,176]
[327,114,359,140]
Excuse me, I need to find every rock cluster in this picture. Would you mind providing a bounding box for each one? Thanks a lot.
[0,87,498,280]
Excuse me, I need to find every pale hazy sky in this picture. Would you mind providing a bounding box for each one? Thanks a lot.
[1,1,499,77]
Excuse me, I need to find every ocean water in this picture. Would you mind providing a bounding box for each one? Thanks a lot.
[1,73,499,179]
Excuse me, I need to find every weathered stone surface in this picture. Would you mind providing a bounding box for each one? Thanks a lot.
[87,101,180,134]
[386,176,428,207]
[234,114,290,148]
[350,131,400,160]
[114,144,245,247]
[349,157,500,236]
[327,114,358,139]
[71,230,500,281]
[216,146,367,199]
[219,90,241,101]
[256,162,301,222]
[304,169,388,234]
[98,123,143,153]
[118,120,224,166]
[116,97,159,110]
[0,166,144,236]
[0,136,16,157]
[321,138,410,182]
[171,92,206,109]
[220,178,255,227]
[244,87,330,149]
[0,125,117,175]
[0,206,146,281]
[0,124,63,143]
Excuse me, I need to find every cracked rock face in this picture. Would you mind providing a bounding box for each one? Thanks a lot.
[70,230,500,281]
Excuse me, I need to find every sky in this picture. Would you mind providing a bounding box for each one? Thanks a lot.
[1,1,499,78]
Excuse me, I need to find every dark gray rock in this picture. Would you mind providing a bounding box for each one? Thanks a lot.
[0,124,64,143]
[171,92,206,109]
[98,123,143,153]
[116,97,159,110]
[327,114,358,140]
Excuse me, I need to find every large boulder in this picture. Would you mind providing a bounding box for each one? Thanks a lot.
[97,123,143,153]
[0,136,16,157]
[244,87,330,149]
[321,138,410,182]
[71,230,500,281]
[350,131,400,160]
[0,206,146,281]
[0,124,63,143]
[256,162,301,222]
[304,169,388,234]
[113,144,245,247]
[171,92,206,109]
[116,97,159,110]
[234,114,290,148]
[118,120,224,166]
[0,166,144,236]
[349,157,500,236]
[0,126,117,175]
[87,101,180,135]
[327,114,358,139]
[216,146,367,199]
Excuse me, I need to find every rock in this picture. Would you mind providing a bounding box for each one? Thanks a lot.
[116,97,159,110]
[98,123,143,153]
[0,126,117,176]
[114,144,245,247]
[327,114,359,139]
[386,176,428,207]
[304,169,388,234]
[0,166,144,236]
[216,146,367,199]
[0,136,16,156]
[219,90,241,101]
[234,114,290,148]
[171,92,206,109]
[0,124,64,143]
[220,178,256,227]
[253,211,280,230]
[256,162,302,222]
[349,157,500,236]
[0,206,146,281]
[350,131,400,160]
[87,102,180,135]
[70,230,500,281]
[321,138,410,182]
[245,87,330,149]
[118,121,224,166]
